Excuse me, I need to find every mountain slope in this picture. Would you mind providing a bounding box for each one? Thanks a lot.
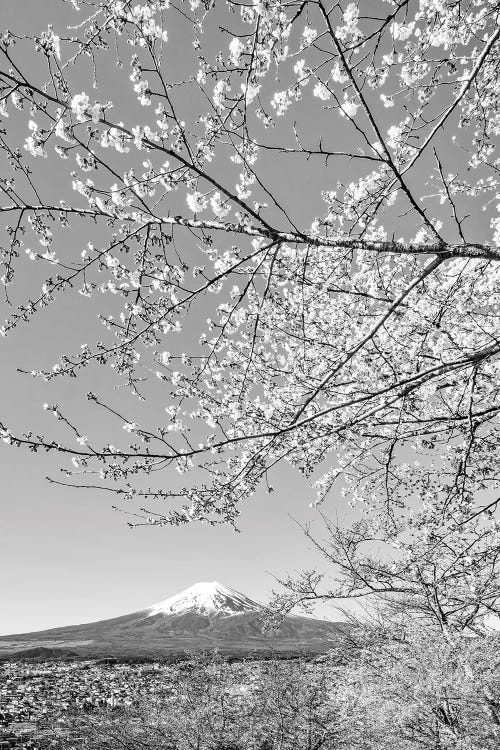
[0,581,341,660]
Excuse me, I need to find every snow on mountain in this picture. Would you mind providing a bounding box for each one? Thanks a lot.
[148,581,261,617]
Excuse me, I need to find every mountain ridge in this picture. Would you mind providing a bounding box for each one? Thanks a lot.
[0,581,341,660]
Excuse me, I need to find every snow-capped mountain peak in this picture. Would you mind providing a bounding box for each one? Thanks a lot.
[148,581,261,617]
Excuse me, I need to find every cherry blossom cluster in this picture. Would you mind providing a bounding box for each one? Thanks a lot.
[0,0,499,538]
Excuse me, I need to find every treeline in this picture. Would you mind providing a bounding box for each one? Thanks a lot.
[55,623,500,750]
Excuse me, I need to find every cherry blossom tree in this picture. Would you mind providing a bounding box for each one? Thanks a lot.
[272,490,500,633]
[0,0,499,534]
[331,625,500,748]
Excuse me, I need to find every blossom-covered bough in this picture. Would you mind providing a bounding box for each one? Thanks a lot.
[0,0,499,587]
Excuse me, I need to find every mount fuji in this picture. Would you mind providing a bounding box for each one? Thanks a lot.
[148,581,261,616]
[0,582,341,660]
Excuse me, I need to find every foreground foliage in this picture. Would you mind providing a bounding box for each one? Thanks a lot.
[55,631,500,750]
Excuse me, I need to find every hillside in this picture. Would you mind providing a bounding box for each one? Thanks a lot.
[0,582,341,660]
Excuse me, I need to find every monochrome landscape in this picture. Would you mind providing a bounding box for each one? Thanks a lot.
[2,0,500,747]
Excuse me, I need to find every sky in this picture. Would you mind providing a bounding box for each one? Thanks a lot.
[0,0,493,635]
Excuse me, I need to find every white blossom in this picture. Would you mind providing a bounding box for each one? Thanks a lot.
[380,93,394,108]
[213,80,229,110]
[229,37,244,65]
[302,26,317,46]
[340,97,359,118]
[186,191,208,213]
[54,117,74,143]
[331,61,348,84]
[271,90,291,116]
[24,120,47,158]
[210,192,231,218]
[313,82,331,101]
[241,82,261,104]
[71,93,101,123]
